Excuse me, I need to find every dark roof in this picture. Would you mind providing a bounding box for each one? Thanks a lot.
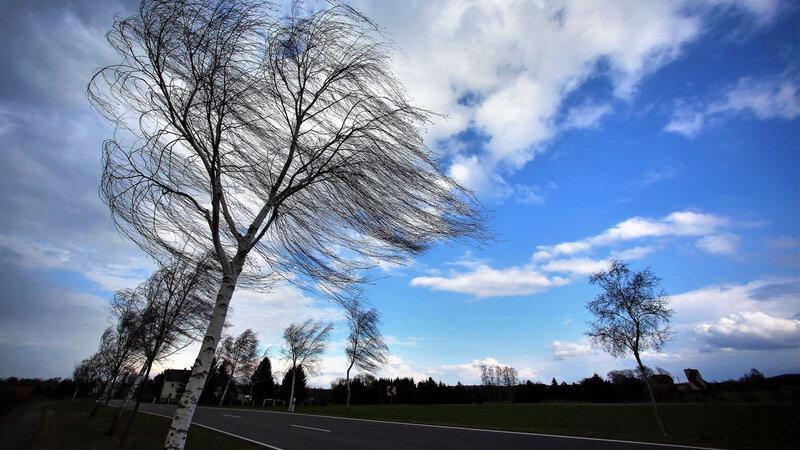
[164,369,191,383]
[649,374,675,385]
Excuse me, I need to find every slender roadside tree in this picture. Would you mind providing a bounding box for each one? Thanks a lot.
[88,1,487,446]
[72,355,103,401]
[90,304,143,417]
[110,256,216,445]
[343,298,388,415]
[217,329,260,406]
[281,320,332,412]
[586,259,674,437]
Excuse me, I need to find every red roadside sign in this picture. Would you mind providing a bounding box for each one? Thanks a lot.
[684,368,708,391]
[387,385,396,397]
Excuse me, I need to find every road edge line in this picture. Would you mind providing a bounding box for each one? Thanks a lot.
[205,406,723,450]
[136,408,284,450]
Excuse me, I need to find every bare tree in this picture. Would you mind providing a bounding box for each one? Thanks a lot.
[72,355,104,401]
[88,1,487,446]
[109,256,216,444]
[343,298,388,415]
[281,320,333,412]
[217,329,260,406]
[500,366,518,401]
[90,304,143,417]
[586,259,674,437]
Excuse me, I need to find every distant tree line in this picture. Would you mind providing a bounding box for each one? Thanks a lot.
[3,367,799,417]
[326,368,800,405]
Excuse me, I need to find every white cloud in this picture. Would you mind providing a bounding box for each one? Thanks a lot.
[666,74,800,137]
[562,103,613,129]
[536,210,729,260]
[225,285,344,344]
[695,233,742,255]
[664,106,706,137]
[610,245,657,260]
[160,283,345,374]
[414,210,735,299]
[593,211,728,244]
[534,241,593,261]
[351,0,758,197]
[550,340,594,360]
[384,336,421,347]
[672,277,799,323]
[540,257,608,276]
[711,76,800,119]
[436,357,538,384]
[513,184,547,205]
[438,357,502,382]
[696,312,800,350]
[411,264,570,298]
[376,354,433,383]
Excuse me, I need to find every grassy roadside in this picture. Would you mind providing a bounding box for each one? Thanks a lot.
[213,402,800,450]
[25,400,263,450]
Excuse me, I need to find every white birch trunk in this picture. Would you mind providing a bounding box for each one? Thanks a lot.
[164,270,238,450]
[635,353,669,437]
[117,364,148,418]
[218,361,236,407]
[219,378,231,407]
[345,365,352,416]
[288,366,296,412]
[105,362,149,435]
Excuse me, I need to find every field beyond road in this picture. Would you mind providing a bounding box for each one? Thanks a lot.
[216,401,800,450]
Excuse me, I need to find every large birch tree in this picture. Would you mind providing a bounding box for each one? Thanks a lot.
[88,1,487,447]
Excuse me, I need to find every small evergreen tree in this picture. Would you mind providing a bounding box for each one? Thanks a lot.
[251,357,275,399]
[280,367,307,405]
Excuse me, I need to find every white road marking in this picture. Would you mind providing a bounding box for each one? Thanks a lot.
[209,406,722,450]
[135,408,284,450]
[290,424,331,433]
[222,414,242,418]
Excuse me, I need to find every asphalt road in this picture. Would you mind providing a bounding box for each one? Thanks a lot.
[130,403,717,450]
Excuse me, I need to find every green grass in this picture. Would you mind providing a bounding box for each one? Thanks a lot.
[26,400,263,450]
[218,402,800,450]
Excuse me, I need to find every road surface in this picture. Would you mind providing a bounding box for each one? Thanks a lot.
[129,403,718,450]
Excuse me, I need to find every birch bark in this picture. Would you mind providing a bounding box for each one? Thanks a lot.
[164,270,238,449]
[106,363,147,434]
[288,368,297,412]
[218,360,237,407]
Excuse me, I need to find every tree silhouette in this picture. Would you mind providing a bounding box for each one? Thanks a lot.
[88,1,487,446]
[586,259,674,436]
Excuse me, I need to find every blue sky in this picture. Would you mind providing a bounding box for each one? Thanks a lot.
[0,0,798,387]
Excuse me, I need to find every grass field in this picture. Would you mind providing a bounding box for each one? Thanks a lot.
[25,400,262,450]
[220,401,800,450]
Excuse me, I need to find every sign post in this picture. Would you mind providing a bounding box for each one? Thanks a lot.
[387,385,396,405]
[684,368,721,440]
